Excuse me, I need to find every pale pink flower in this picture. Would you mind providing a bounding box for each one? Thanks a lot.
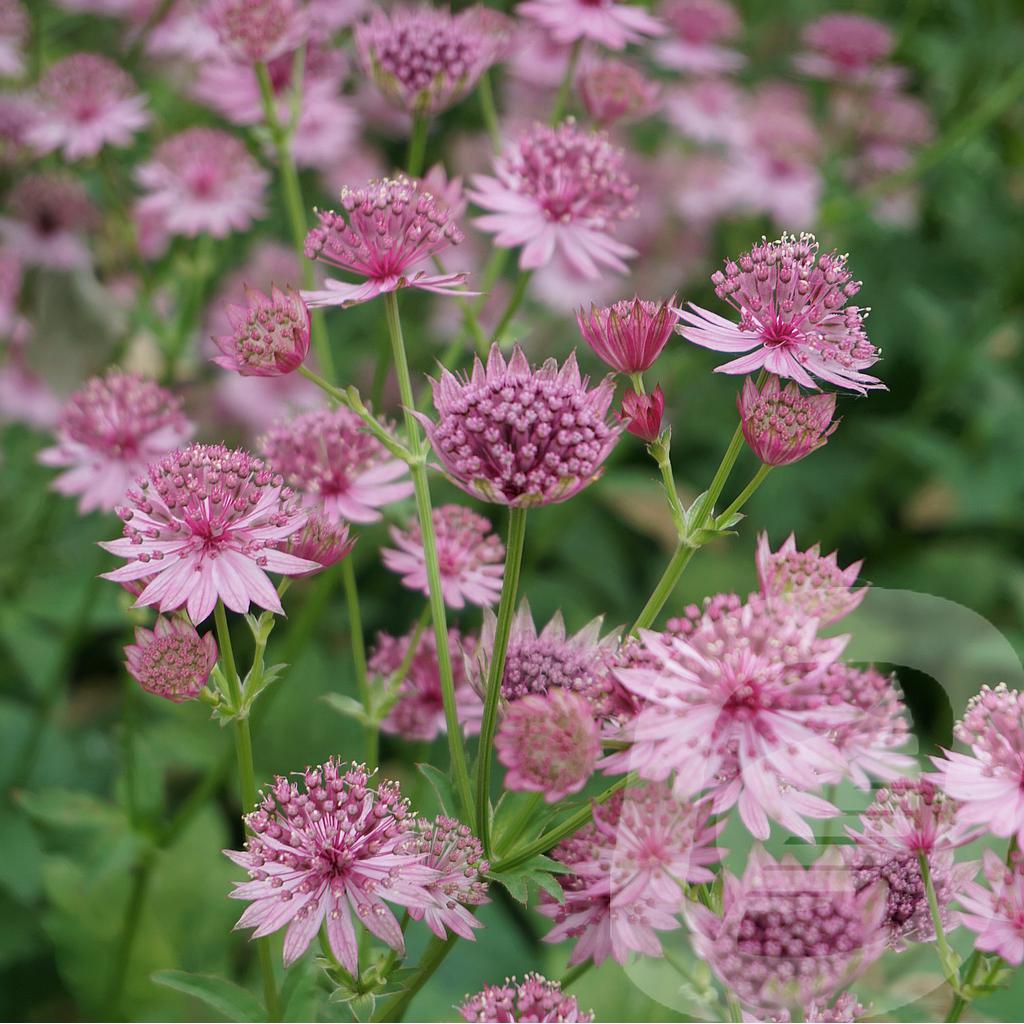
[214,372,322,441]
[302,176,470,308]
[576,57,660,127]
[539,783,723,964]
[226,760,438,970]
[677,234,882,393]
[306,0,368,32]
[0,173,95,270]
[0,92,36,166]
[738,375,839,466]
[101,443,317,623]
[382,504,504,609]
[460,973,593,1023]
[419,345,620,508]
[143,0,222,61]
[124,616,217,703]
[663,77,747,146]
[280,513,354,576]
[470,120,637,278]
[0,353,60,429]
[619,385,664,443]
[203,0,307,64]
[0,0,28,78]
[212,285,310,377]
[260,407,412,524]
[135,128,268,239]
[517,0,664,50]
[795,14,893,82]
[38,370,193,514]
[576,295,677,374]
[654,0,744,74]
[506,24,572,90]
[959,848,1024,965]
[0,247,24,338]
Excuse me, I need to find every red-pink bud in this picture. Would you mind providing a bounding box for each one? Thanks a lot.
[619,385,665,442]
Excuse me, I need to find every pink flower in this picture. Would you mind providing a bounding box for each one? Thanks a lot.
[576,57,660,127]
[27,53,148,161]
[460,973,594,1022]
[38,370,193,514]
[538,783,723,964]
[0,353,60,430]
[280,512,354,576]
[517,0,663,50]
[260,407,412,523]
[225,760,438,970]
[302,176,470,309]
[419,345,620,508]
[124,616,217,703]
[619,386,664,443]
[496,687,600,802]
[663,78,747,146]
[0,0,26,78]
[795,14,893,82]
[959,848,1024,965]
[203,0,307,64]
[0,92,36,167]
[212,285,310,377]
[470,120,637,278]
[101,443,317,623]
[654,0,744,74]
[382,504,504,609]
[676,234,882,393]
[576,295,677,374]
[0,173,95,270]
[205,241,304,338]
[738,375,839,466]
[135,128,268,239]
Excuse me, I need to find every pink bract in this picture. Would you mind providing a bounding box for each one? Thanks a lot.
[212,284,311,377]
[958,848,1024,966]
[124,616,217,703]
[517,0,664,50]
[738,375,839,466]
[576,295,677,374]
[619,385,665,443]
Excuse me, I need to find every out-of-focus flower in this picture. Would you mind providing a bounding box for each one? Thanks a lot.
[203,0,307,64]
[226,760,438,970]
[27,53,148,161]
[101,443,317,623]
[506,24,573,89]
[134,128,268,239]
[496,687,600,802]
[654,0,743,75]
[124,616,217,703]
[382,504,504,609]
[619,386,664,443]
[460,973,594,1023]
[0,173,96,270]
[212,285,310,377]
[0,248,24,338]
[260,407,412,523]
[470,120,637,278]
[206,241,304,338]
[577,296,677,374]
[804,994,867,1023]
[38,370,193,514]
[738,375,838,466]
[959,848,1024,965]
[685,848,886,1016]
[663,77,747,146]
[795,14,893,82]
[539,783,723,964]
[419,345,620,508]
[306,0,368,32]
[0,92,35,165]
[0,0,27,78]
[517,0,663,50]
[143,0,222,61]
[303,176,470,308]
[577,57,660,127]
[280,512,354,576]
[0,353,60,429]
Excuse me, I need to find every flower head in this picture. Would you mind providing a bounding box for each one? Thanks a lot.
[0,172,96,269]
[38,370,193,514]
[27,53,148,161]
[226,760,438,970]
[281,512,354,576]
[124,616,217,703]
[302,176,469,308]
[203,0,307,64]
[460,973,594,1022]
[739,375,838,465]
[959,848,1024,965]
[576,58,660,127]
[796,14,893,82]
[619,386,664,443]
[382,504,504,609]
[0,0,27,78]
[420,345,620,508]
[654,0,744,74]
[517,0,663,50]
[576,296,677,374]
[135,128,268,239]
[101,443,317,623]
[470,120,638,278]
[212,285,311,377]
[677,234,881,393]
[260,407,412,524]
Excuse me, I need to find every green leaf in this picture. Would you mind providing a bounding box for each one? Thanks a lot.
[415,762,456,817]
[0,807,43,903]
[487,854,572,905]
[321,692,372,725]
[15,788,128,832]
[151,970,265,1022]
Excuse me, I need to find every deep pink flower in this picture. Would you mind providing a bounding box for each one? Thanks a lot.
[124,616,217,703]
[738,375,839,465]
[101,443,317,623]
[225,760,438,970]
[795,14,893,82]
[461,973,593,1023]
[576,296,677,374]
[203,0,307,64]
[619,386,664,443]
[517,0,663,50]
[959,848,1024,966]
[382,504,504,609]
[38,370,193,514]
[419,345,620,508]
[212,285,310,377]
[302,176,470,308]
[676,234,882,393]
[470,120,638,278]
[539,783,723,965]
[280,512,354,576]
[135,128,268,239]
[654,0,744,74]
[576,58,660,127]
[0,173,96,270]
[260,407,412,524]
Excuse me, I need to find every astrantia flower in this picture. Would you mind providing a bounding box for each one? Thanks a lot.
[0,0,27,78]
[382,504,504,609]
[212,285,310,377]
[738,375,839,466]
[576,296,677,374]
[654,0,744,75]
[676,234,882,393]
[260,407,412,524]
[470,120,638,278]
[203,0,307,64]
[959,848,1024,965]
[38,370,193,514]
[0,173,95,270]
[101,443,317,623]
[933,684,1024,850]
[619,386,664,442]
[226,760,438,970]
[460,973,594,1023]
[397,815,489,940]
[27,53,149,161]
[419,345,620,508]
[302,176,470,309]
[124,616,217,703]
[685,847,886,1016]
[517,0,663,50]
[539,783,723,965]
[795,14,893,82]
[576,58,660,127]
[355,5,503,116]
[496,687,599,802]
[280,512,354,576]
[135,128,268,239]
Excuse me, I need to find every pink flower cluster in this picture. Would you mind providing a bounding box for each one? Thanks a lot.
[460,972,593,1023]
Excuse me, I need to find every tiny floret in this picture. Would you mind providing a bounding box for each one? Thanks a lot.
[460,972,594,1023]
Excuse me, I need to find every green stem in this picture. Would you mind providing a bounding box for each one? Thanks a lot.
[371,934,458,1022]
[163,235,213,383]
[406,114,429,178]
[478,70,503,151]
[475,508,529,855]
[716,464,772,526]
[491,269,533,343]
[631,544,695,633]
[649,435,686,537]
[550,40,582,124]
[104,848,156,1017]
[341,558,374,766]
[558,960,592,991]
[919,851,956,985]
[495,792,545,857]
[695,421,746,524]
